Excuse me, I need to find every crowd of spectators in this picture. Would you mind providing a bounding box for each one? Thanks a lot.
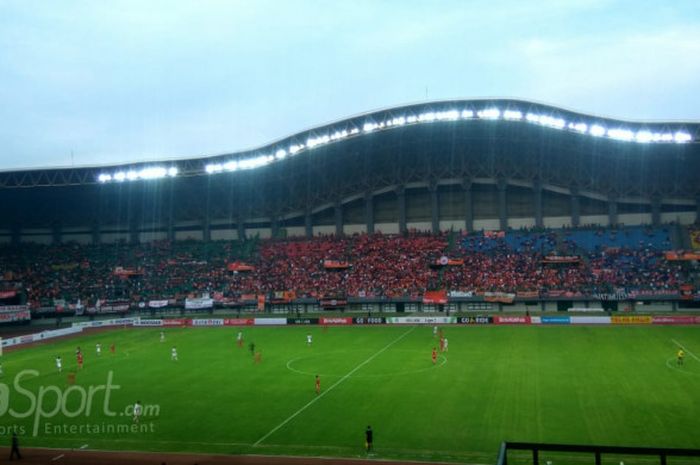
[0,226,690,307]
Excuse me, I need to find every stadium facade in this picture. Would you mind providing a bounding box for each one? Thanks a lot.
[1,98,699,244]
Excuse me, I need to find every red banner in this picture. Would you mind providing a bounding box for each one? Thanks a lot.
[113,267,144,277]
[319,317,352,325]
[484,292,516,304]
[0,290,17,299]
[423,290,448,304]
[257,295,266,311]
[493,315,530,325]
[517,290,540,298]
[227,261,255,272]
[665,251,700,261]
[162,319,188,326]
[323,260,350,269]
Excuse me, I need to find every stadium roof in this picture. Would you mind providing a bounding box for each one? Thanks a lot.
[1,98,699,189]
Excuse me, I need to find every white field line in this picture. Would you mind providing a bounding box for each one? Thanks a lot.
[51,454,64,461]
[253,327,415,447]
[671,339,700,362]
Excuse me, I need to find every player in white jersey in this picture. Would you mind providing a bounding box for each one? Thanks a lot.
[96,343,102,356]
[133,400,142,423]
[171,346,178,361]
[443,337,449,352]
[160,331,165,343]
[56,356,62,373]
[307,334,312,346]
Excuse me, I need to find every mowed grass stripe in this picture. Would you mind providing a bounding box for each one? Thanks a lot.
[253,326,415,446]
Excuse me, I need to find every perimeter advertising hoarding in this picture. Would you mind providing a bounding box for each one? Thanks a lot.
[319,317,353,325]
[457,316,492,324]
[287,318,319,325]
[386,317,456,324]
[353,317,385,324]
[254,318,287,326]
[611,315,653,325]
[651,315,700,325]
[492,315,530,325]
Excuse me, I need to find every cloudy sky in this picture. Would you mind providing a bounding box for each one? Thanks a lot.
[1,0,699,170]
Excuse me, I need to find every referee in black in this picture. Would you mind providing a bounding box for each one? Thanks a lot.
[9,431,21,460]
[365,425,373,452]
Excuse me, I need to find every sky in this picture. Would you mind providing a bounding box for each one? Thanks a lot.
[0,0,699,170]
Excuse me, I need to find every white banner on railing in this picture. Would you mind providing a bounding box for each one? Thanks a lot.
[148,300,169,309]
[386,316,456,325]
[254,318,287,326]
[185,298,214,310]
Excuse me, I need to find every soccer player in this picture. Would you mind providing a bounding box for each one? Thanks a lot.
[77,351,84,370]
[432,347,437,365]
[365,425,373,452]
[96,343,101,356]
[56,356,62,373]
[433,326,438,337]
[249,342,256,356]
[254,350,262,364]
[133,400,142,424]
[307,334,313,346]
[171,346,178,361]
[439,335,445,352]
[315,375,320,394]
[678,349,685,366]
[237,331,243,348]
[110,343,115,354]
[160,331,165,343]
[443,337,449,353]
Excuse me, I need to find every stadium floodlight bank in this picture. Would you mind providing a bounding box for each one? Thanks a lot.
[91,98,698,184]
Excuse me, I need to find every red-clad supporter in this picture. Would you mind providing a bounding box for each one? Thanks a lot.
[0,227,688,306]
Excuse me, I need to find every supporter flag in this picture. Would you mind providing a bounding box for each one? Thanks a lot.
[484,230,505,239]
[227,261,255,272]
[323,260,350,270]
[257,295,266,311]
[423,290,448,304]
[691,230,700,250]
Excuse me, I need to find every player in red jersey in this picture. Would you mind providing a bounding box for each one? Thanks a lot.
[315,375,321,395]
[432,347,437,364]
[110,343,115,354]
[439,335,445,352]
[77,352,84,370]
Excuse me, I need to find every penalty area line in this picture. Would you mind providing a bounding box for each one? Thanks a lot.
[253,327,415,447]
[671,339,700,362]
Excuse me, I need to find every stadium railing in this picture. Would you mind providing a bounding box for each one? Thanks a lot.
[496,441,700,465]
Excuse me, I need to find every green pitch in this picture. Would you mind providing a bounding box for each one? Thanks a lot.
[1,324,700,464]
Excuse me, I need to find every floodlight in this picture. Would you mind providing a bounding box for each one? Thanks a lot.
[223,161,238,171]
[569,122,588,133]
[635,131,653,143]
[461,110,474,119]
[590,125,606,137]
[477,108,500,119]
[503,110,522,120]
[97,174,111,183]
[167,167,178,176]
[607,129,634,141]
[674,132,691,143]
